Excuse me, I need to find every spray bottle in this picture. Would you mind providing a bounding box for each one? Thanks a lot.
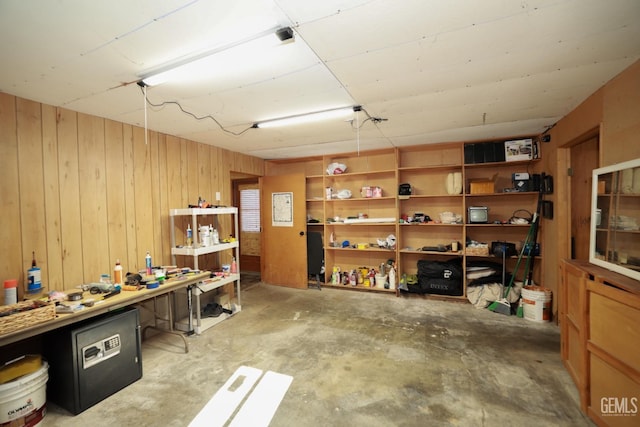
[212,226,219,245]
[186,223,192,248]
[145,251,152,275]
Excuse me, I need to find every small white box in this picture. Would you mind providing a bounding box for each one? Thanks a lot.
[504,139,533,162]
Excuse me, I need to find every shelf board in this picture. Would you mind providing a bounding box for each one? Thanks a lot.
[465,191,538,197]
[326,169,396,177]
[170,207,237,216]
[175,304,242,334]
[326,196,396,202]
[398,164,461,172]
[465,223,530,227]
[464,158,540,169]
[326,221,396,226]
[321,282,397,293]
[171,241,239,256]
[399,222,463,227]
[399,194,463,199]
[326,246,397,253]
[400,249,463,255]
[196,274,240,293]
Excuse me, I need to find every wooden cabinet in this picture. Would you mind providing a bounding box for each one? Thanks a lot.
[560,259,640,426]
[593,169,640,274]
[265,139,544,298]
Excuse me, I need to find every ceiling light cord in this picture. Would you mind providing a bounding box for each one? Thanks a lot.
[350,106,387,130]
[139,85,254,136]
[356,108,360,155]
[143,84,148,145]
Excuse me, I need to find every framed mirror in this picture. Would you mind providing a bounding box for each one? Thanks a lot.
[589,157,640,281]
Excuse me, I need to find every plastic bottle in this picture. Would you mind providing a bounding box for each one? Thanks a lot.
[212,227,219,245]
[4,279,18,305]
[27,251,42,293]
[231,257,237,274]
[186,223,192,247]
[114,259,123,286]
[388,266,396,290]
[145,251,152,275]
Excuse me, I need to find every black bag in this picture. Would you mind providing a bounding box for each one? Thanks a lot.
[415,259,463,296]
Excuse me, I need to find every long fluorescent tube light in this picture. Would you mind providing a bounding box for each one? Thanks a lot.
[139,26,294,87]
[254,106,360,128]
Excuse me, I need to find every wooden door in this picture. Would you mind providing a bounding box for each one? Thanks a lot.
[234,179,261,272]
[570,136,599,260]
[260,173,307,288]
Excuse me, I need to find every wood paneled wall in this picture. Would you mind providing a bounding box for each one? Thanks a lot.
[541,59,640,318]
[0,93,264,302]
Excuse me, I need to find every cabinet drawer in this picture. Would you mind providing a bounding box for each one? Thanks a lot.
[589,354,640,426]
[589,291,640,373]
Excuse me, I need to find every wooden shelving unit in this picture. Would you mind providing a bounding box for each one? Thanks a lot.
[266,139,544,299]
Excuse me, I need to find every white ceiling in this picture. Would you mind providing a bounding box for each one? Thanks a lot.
[1,0,639,160]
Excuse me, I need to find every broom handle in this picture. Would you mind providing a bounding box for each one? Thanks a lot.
[525,189,544,285]
[504,218,537,298]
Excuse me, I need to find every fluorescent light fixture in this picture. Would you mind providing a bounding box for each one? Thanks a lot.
[139,26,294,87]
[254,106,360,128]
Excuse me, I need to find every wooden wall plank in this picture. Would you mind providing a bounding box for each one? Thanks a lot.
[16,98,47,294]
[148,130,163,265]
[57,108,83,289]
[198,142,213,204]
[42,104,63,290]
[187,140,199,204]
[77,113,108,282]
[105,118,126,272]
[3,94,266,292]
[122,124,138,273]
[0,93,22,301]
[157,133,171,263]
[133,125,154,271]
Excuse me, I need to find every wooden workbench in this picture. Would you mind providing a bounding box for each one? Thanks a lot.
[0,272,210,348]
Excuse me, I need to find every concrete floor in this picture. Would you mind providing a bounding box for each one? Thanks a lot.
[44,275,594,427]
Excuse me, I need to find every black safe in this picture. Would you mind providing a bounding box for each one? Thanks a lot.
[43,307,142,415]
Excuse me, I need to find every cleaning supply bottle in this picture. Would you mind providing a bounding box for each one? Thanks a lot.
[212,227,219,245]
[186,223,192,247]
[388,265,396,290]
[145,251,152,275]
[231,256,237,274]
[114,259,123,286]
[27,251,42,293]
[4,279,18,305]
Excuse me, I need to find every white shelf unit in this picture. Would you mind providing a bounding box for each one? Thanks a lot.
[169,207,241,334]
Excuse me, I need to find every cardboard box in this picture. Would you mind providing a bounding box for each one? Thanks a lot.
[504,139,533,162]
[469,173,498,194]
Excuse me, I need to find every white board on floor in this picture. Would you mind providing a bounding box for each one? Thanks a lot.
[189,366,262,427]
[189,366,293,427]
[229,370,293,427]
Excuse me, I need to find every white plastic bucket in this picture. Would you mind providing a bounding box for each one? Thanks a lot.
[0,361,48,426]
[521,286,552,322]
